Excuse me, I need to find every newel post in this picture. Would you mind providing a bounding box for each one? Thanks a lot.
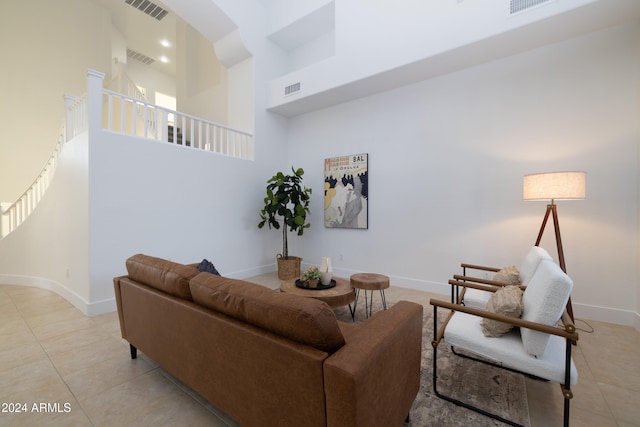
[86,69,105,135]
[63,94,77,142]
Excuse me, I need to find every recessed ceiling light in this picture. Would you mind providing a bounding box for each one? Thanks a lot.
[160,56,169,63]
[160,39,170,47]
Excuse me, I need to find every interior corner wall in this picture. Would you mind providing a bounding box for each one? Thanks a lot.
[287,23,640,325]
[0,133,90,310]
[227,57,255,133]
[175,20,228,124]
[125,60,176,105]
[0,0,112,203]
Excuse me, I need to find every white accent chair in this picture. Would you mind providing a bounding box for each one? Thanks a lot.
[432,259,578,427]
[454,246,552,309]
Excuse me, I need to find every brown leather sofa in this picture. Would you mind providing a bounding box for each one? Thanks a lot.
[114,254,423,427]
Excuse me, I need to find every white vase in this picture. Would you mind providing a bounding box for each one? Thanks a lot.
[320,272,332,286]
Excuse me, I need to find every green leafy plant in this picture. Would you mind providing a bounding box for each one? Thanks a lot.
[303,267,321,280]
[258,167,312,259]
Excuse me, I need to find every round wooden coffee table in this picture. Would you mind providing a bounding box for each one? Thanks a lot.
[280,277,355,319]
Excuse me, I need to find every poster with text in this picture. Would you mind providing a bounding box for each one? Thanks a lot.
[324,153,368,229]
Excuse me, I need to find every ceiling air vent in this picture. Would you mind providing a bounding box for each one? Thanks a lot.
[125,0,169,21]
[284,82,301,97]
[127,48,155,65]
[509,0,553,15]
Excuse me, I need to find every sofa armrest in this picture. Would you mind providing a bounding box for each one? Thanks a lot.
[324,301,423,427]
[113,276,128,339]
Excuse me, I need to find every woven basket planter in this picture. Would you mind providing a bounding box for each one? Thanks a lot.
[277,255,302,280]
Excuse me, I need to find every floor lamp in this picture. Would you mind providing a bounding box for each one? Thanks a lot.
[523,171,586,322]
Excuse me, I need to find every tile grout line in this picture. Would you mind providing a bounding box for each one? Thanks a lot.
[9,290,97,426]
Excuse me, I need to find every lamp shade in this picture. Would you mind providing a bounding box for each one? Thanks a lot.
[523,171,586,201]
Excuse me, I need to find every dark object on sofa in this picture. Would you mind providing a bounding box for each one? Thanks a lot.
[114,254,423,427]
[197,258,220,275]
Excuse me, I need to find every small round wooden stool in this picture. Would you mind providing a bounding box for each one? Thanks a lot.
[350,273,389,318]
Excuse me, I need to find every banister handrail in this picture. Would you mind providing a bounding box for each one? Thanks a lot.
[102,88,254,160]
[1,126,65,238]
[102,88,253,136]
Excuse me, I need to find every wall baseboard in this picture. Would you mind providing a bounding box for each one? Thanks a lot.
[0,274,113,317]
[331,270,640,328]
[572,301,639,330]
[3,271,638,330]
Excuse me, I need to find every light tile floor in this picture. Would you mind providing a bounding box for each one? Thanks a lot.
[0,274,638,426]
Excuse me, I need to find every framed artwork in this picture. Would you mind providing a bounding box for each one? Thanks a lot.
[324,153,368,229]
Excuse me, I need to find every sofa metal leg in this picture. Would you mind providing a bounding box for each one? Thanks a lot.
[130,344,137,359]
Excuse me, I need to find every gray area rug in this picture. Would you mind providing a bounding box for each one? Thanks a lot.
[334,293,531,427]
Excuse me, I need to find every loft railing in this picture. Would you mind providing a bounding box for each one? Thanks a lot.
[104,67,157,138]
[102,88,254,159]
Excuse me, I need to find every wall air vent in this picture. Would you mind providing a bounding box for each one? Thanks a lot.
[127,48,155,65]
[125,0,169,21]
[284,82,301,97]
[509,0,554,15]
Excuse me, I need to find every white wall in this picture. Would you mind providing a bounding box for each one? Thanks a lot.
[0,0,111,202]
[227,57,255,133]
[175,21,228,124]
[0,133,91,311]
[125,60,176,105]
[87,129,272,307]
[287,23,640,325]
[266,0,629,112]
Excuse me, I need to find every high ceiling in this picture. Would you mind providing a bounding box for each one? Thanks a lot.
[90,0,178,77]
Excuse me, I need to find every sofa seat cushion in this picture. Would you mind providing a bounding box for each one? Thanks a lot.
[126,254,199,301]
[190,272,345,354]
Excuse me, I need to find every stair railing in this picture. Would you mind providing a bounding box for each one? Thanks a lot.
[1,127,65,238]
[105,65,157,138]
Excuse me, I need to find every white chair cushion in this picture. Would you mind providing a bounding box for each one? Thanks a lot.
[519,246,552,285]
[444,311,578,385]
[463,288,492,309]
[521,259,573,357]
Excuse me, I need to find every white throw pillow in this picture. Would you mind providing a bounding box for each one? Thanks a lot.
[521,259,573,357]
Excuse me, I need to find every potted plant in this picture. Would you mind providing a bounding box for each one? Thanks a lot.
[258,167,312,279]
[302,267,321,288]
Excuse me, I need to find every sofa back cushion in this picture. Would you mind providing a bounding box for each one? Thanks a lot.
[189,272,345,354]
[521,259,573,356]
[126,254,199,301]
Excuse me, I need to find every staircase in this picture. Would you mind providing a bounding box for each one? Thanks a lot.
[1,69,253,239]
